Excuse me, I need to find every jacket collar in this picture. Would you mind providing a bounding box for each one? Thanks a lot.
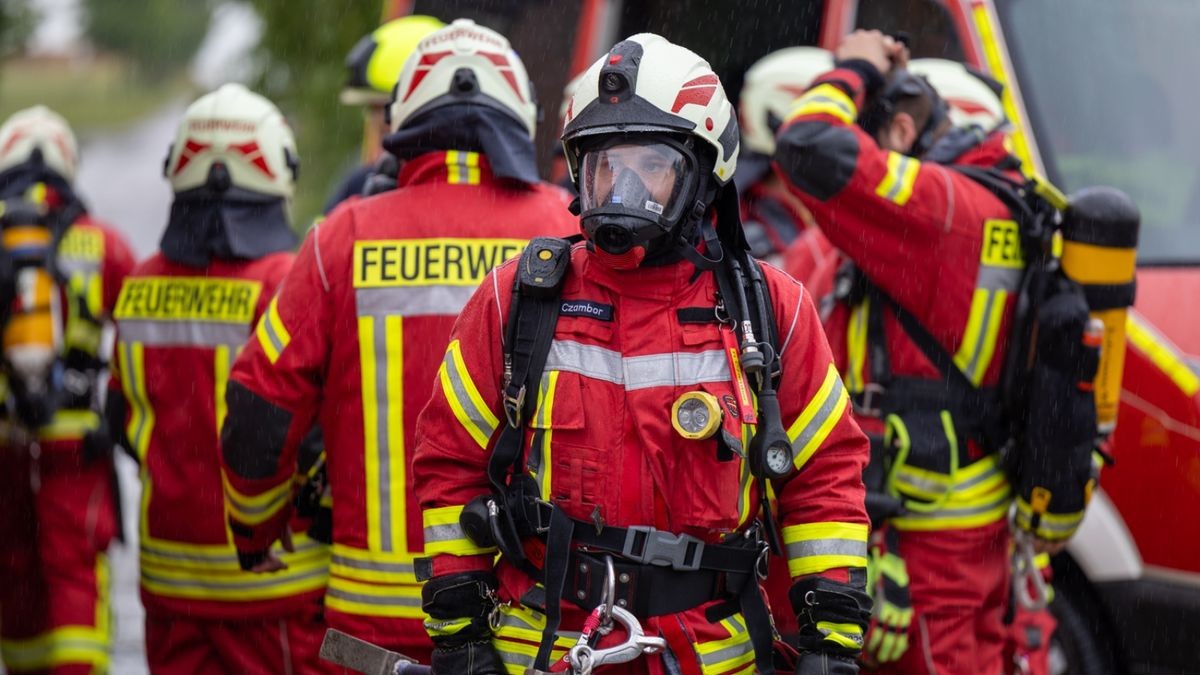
[579,248,703,302]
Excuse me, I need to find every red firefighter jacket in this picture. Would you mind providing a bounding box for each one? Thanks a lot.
[109,251,329,619]
[412,245,871,669]
[219,152,577,647]
[774,65,1021,531]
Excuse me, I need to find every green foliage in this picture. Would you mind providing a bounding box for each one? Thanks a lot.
[83,0,211,82]
[248,0,380,228]
[0,0,35,59]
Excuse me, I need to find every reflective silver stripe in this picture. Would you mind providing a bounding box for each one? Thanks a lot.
[698,638,754,667]
[227,484,292,518]
[495,646,535,669]
[121,341,149,452]
[977,265,1023,292]
[355,286,476,318]
[326,586,422,607]
[423,521,470,546]
[118,319,250,347]
[57,259,101,276]
[545,340,729,390]
[370,316,396,552]
[142,539,324,566]
[791,375,846,451]
[785,538,869,561]
[1033,516,1083,535]
[261,312,287,354]
[141,564,327,591]
[963,290,998,382]
[885,155,913,201]
[441,347,497,443]
[330,555,415,575]
[895,463,1002,496]
[902,490,1011,521]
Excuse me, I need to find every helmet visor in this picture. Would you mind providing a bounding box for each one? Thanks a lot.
[579,141,692,224]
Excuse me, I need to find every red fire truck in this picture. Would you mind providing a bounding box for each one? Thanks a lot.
[395,1,1199,672]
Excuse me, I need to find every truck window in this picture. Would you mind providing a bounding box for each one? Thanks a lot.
[854,0,965,61]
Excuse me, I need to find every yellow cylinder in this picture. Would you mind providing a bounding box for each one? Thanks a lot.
[1061,187,1140,434]
[1,225,58,383]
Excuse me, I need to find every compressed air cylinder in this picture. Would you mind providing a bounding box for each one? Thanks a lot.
[2,224,59,386]
[1060,187,1140,434]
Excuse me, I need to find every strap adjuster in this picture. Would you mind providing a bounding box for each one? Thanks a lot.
[503,384,526,428]
[621,526,705,571]
[852,382,886,417]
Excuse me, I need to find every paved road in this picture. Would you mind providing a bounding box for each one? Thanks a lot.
[74,101,188,674]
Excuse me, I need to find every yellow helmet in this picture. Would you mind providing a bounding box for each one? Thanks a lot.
[341,15,446,106]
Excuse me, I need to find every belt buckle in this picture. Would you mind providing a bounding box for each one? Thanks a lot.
[531,499,553,534]
[621,526,704,571]
[853,382,886,417]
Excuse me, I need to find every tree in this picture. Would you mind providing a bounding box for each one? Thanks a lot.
[83,0,211,82]
[248,0,379,227]
[0,0,35,60]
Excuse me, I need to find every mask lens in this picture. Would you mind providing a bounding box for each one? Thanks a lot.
[579,141,690,222]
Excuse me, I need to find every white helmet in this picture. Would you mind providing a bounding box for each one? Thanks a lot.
[739,47,833,156]
[0,106,79,183]
[908,58,1006,131]
[389,18,537,138]
[563,33,739,186]
[164,83,299,199]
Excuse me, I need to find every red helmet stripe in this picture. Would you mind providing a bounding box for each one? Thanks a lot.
[671,74,720,113]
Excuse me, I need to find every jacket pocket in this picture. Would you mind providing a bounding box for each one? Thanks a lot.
[671,381,751,535]
[884,409,964,511]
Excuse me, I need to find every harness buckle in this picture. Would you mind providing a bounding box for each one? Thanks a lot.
[621,526,705,571]
[852,382,886,417]
[503,384,526,428]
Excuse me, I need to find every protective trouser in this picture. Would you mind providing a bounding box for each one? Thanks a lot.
[0,442,116,675]
[874,520,1009,675]
[145,605,330,675]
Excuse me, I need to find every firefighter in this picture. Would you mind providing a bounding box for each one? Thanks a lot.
[0,106,136,673]
[737,46,835,268]
[412,33,872,675]
[106,83,329,674]
[325,13,445,212]
[218,19,577,665]
[773,30,1073,673]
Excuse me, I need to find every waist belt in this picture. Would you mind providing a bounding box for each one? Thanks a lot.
[566,550,736,617]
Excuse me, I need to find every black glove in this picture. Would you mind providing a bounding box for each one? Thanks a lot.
[795,651,860,674]
[789,576,871,661]
[422,571,505,675]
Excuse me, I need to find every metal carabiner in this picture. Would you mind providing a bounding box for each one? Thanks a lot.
[567,605,668,673]
[1011,528,1050,611]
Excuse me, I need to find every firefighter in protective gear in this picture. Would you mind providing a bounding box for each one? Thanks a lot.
[412,33,872,675]
[0,106,135,674]
[737,47,835,266]
[219,19,576,665]
[773,30,1065,673]
[107,84,329,674]
[326,14,446,212]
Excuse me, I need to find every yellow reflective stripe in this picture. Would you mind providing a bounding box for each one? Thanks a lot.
[214,344,230,435]
[532,370,558,500]
[782,521,869,577]
[1126,314,1199,396]
[953,288,1008,386]
[425,617,473,638]
[0,626,110,670]
[360,315,408,553]
[787,363,850,470]
[875,152,920,206]
[892,454,1007,503]
[141,542,329,601]
[446,150,482,185]
[892,485,1012,531]
[255,295,291,364]
[785,83,858,125]
[736,415,755,528]
[118,340,154,462]
[818,621,864,649]
[438,339,500,449]
[972,3,1038,175]
[423,505,497,557]
[695,617,756,674]
[845,298,870,394]
[326,574,425,619]
[37,409,101,441]
[330,543,418,584]
[222,472,293,525]
[492,604,575,674]
[1014,496,1085,540]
